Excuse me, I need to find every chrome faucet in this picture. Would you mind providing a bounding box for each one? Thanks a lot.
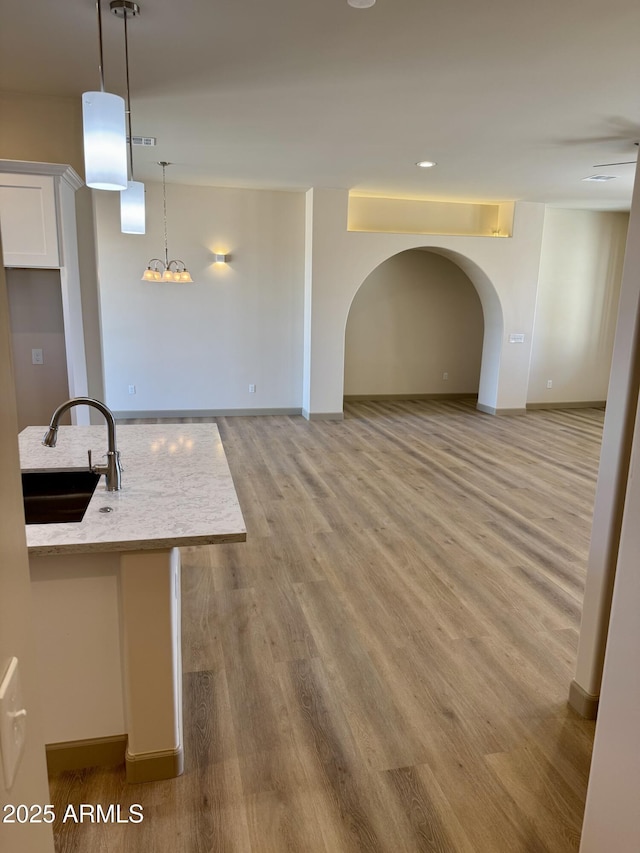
[42,397,123,491]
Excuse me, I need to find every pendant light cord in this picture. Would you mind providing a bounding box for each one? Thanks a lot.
[123,8,135,181]
[96,0,106,92]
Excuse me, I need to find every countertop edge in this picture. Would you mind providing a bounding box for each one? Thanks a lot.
[27,530,247,558]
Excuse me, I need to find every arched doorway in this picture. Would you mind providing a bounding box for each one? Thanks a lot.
[300,188,544,421]
[344,249,484,399]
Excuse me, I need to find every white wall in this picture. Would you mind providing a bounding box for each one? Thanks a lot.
[344,249,483,396]
[304,189,546,417]
[0,92,84,177]
[579,159,640,852]
[93,183,627,418]
[528,209,628,404]
[94,183,305,414]
[580,385,640,852]
[0,247,54,853]
[572,166,640,704]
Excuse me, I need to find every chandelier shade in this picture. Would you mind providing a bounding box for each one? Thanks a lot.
[142,260,193,283]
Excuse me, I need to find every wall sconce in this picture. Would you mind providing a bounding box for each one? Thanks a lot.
[82,0,128,190]
[213,253,229,264]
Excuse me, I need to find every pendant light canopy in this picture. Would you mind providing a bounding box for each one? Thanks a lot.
[82,1,127,190]
[111,0,145,234]
[142,162,194,283]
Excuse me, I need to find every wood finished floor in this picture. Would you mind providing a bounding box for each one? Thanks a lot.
[49,399,601,853]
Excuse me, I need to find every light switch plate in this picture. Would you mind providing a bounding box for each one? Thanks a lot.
[0,657,27,791]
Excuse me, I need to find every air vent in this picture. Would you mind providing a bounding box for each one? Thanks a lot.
[582,175,617,182]
[127,136,157,147]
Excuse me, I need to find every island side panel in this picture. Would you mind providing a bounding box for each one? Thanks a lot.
[120,548,184,782]
[29,552,125,743]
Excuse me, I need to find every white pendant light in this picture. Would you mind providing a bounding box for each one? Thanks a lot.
[82,2,128,190]
[121,180,146,233]
[112,0,146,234]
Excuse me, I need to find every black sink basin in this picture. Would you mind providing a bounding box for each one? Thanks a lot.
[22,469,101,525]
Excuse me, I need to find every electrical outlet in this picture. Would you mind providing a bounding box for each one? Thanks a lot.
[128,385,136,395]
[443,372,449,380]
[32,349,43,365]
[546,380,553,389]
[249,384,256,393]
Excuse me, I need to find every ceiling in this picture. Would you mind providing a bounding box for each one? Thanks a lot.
[1,0,638,208]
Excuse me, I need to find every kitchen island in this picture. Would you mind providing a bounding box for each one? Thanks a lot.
[20,423,245,782]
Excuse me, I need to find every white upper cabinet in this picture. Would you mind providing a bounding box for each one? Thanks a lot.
[0,172,61,268]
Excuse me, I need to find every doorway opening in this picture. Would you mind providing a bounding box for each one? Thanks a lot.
[344,249,484,400]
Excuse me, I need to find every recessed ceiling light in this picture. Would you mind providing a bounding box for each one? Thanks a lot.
[416,160,437,168]
[582,175,617,182]
[347,0,376,6]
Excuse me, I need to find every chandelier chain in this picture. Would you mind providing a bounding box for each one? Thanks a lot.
[161,162,169,267]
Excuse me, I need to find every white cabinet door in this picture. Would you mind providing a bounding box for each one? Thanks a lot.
[0,174,60,267]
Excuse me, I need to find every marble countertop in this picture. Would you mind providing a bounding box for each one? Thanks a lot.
[20,423,246,556]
